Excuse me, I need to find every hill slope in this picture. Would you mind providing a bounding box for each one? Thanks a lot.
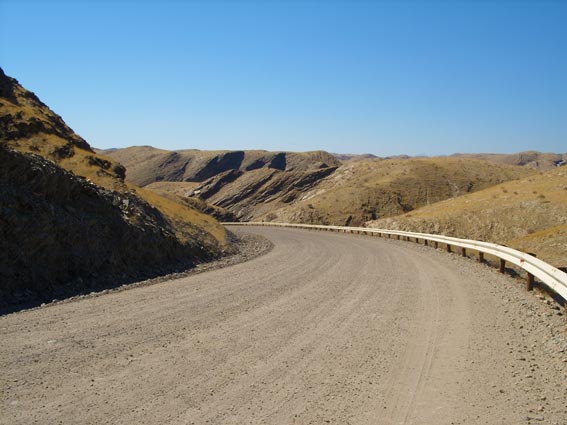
[451,151,566,171]
[0,146,222,308]
[367,167,567,265]
[0,68,227,308]
[100,146,341,187]
[102,146,341,220]
[104,147,535,224]
[259,157,536,226]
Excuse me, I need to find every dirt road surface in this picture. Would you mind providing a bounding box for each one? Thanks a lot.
[1,226,566,424]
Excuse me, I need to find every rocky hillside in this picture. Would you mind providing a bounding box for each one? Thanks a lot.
[367,167,567,266]
[0,146,224,309]
[101,146,341,220]
[257,157,535,226]
[0,68,228,310]
[0,68,128,191]
[100,146,341,187]
[105,145,538,225]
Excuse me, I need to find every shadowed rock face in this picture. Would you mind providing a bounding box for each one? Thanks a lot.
[0,146,220,311]
[101,146,341,186]
[101,147,342,220]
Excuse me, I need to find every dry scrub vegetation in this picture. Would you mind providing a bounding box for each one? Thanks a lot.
[0,68,227,247]
[263,157,535,226]
[368,167,567,266]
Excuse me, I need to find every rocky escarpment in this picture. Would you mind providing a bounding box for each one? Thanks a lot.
[0,146,224,311]
[102,146,342,221]
[193,166,338,220]
[101,146,341,187]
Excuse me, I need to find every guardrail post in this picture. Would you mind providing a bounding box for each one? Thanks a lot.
[526,273,534,291]
[499,259,506,273]
[478,252,484,263]
[559,268,567,319]
[526,253,537,291]
[447,244,451,253]
[434,241,438,249]
[461,247,466,257]
[424,239,428,246]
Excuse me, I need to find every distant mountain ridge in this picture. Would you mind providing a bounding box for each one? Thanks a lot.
[105,146,537,224]
[101,146,342,220]
[451,151,566,171]
[99,146,341,187]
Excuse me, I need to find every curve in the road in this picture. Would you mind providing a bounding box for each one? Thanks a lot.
[1,226,566,425]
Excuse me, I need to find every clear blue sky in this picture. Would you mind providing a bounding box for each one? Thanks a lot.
[1,0,566,156]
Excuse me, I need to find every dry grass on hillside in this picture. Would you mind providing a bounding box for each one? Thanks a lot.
[262,157,535,226]
[10,136,228,245]
[2,105,227,247]
[131,185,227,244]
[145,181,201,197]
[13,135,126,191]
[367,167,567,266]
[452,151,566,171]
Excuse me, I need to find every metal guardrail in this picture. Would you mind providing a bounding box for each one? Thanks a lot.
[223,222,567,301]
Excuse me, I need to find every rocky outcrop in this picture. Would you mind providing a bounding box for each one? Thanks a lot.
[191,166,338,220]
[0,68,90,150]
[0,69,228,311]
[102,146,341,187]
[101,146,342,221]
[0,67,127,189]
[0,146,222,311]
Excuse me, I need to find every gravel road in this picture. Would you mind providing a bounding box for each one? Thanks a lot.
[1,226,566,424]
